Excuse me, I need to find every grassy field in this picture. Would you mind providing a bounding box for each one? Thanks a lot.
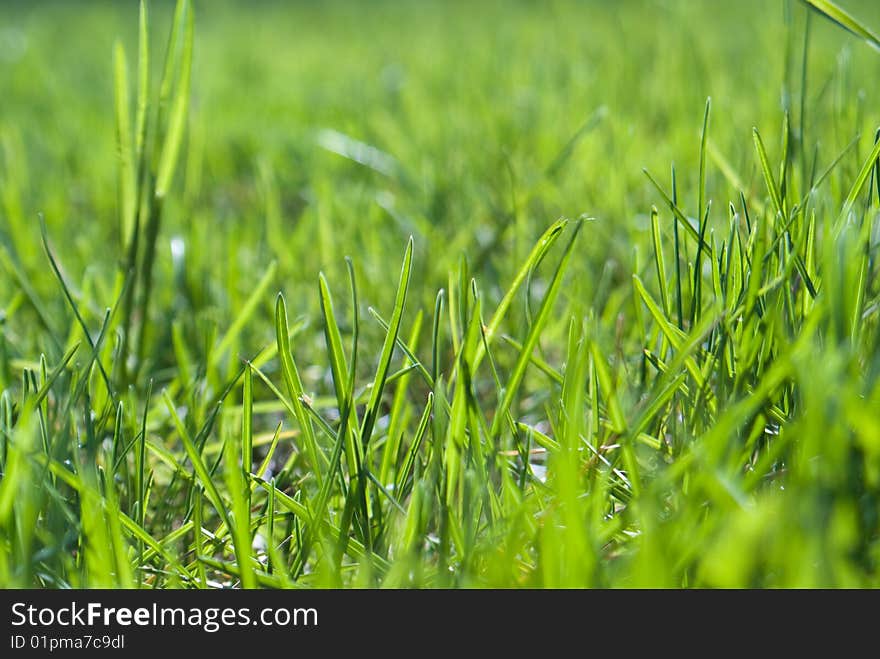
[1,0,880,588]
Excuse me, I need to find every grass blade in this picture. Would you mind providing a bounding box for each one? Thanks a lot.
[163,390,230,529]
[155,0,194,198]
[753,127,784,218]
[800,0,880,51]
[489,220,583,438]
[113,41,136,248]
[275,294,322,485]
[361,237,413,446]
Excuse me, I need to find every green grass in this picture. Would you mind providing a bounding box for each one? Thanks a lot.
[1,0,880,588]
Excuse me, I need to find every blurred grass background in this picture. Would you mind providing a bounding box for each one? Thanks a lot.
[4,0,878,356]
[2,0,880,587]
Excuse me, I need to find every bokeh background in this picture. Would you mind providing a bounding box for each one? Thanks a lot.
[3,0,879,371]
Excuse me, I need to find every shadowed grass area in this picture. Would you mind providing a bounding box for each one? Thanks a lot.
[1,0,879,587]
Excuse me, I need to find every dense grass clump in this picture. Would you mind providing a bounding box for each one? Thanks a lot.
[1,0,880,587]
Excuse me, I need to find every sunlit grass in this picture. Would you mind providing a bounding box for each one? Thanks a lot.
[1,0,879,588]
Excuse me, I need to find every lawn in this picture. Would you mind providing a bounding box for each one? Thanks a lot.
[1,0,879,588]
